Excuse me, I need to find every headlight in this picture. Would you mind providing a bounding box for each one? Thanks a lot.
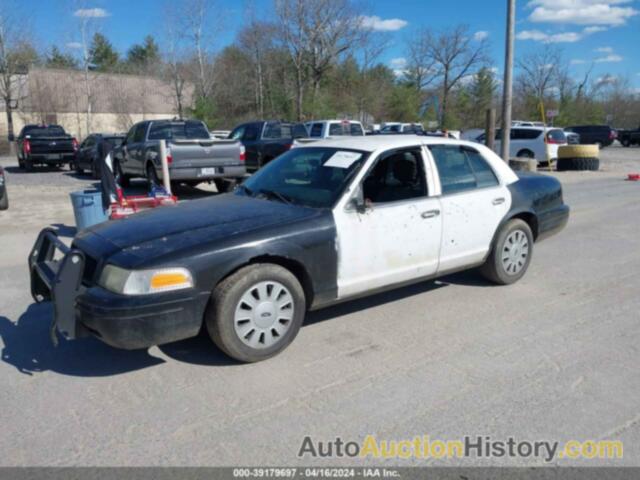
[98,265,194,295]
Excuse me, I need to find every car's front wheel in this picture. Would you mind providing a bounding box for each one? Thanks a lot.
[206,263,306,362]
[480,219,534,285]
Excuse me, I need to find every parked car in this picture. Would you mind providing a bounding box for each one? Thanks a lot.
[477,127,567,162]
[305,120,366,139]
[380,122,424,135]
[229,121,308,172]
[379,123,424,134]
[30,136,569,362]
[113,119,245,192]
[564,130,580,145]
[512,120,545,127]
[16,124,79,171]
[618,126,640,147]
[0,166,8,210]
[564,125,616,148]
[73,133,125,178]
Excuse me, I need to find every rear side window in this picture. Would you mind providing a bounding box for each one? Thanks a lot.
[309,123,323,137]
[350,123,364,136]
[263,123,283,139]
[430,145,498,194]
[148,123,171,140]
[329,123,345,136]
[512,129,542,140]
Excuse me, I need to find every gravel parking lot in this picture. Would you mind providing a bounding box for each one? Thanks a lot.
[0,145,639,467]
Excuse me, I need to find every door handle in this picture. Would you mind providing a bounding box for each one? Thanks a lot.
[421,209,440,219]
[492,197,505,205]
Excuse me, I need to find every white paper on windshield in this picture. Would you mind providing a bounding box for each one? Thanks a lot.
[324,151,362,169]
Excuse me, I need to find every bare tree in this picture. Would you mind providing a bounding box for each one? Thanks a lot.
[0,4,35,148]
[409,25,489,127]
[178,0,218,100]
[238,18,275,118]
[276,0,362,120]
[516,47,563,102]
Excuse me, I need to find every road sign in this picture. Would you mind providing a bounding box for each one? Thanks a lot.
[546,109,559,118]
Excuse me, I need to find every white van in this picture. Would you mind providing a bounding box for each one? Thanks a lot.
[305,120,366,139]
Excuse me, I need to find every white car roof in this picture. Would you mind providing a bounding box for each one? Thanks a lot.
[297,134,478,153]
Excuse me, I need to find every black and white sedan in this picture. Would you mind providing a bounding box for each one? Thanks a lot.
[29,136,569,362]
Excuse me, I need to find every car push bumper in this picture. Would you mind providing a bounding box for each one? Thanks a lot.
[28,228,208,349]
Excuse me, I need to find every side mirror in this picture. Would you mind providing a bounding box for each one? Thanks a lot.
[350,186,369,214]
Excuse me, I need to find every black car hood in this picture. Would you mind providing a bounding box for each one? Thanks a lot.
[77,194,322,262]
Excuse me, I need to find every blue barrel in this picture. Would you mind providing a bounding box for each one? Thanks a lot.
[69,190,108,230]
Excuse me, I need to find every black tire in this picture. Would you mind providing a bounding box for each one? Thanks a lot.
[114,160,130,187]
[480,219,534,285]
[206,263,306,363]
[556,157,599,171]
[0,189,8,210]
[214,178,235,193]
[146,162,160,188]
[621,139,631,148]
[73,160,83,174]
[91,160,100,179]
[516,150,534,159]
[17,156,24,170]
[24,157,33,172]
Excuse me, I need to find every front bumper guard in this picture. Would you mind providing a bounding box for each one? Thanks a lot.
[28,228,87,344]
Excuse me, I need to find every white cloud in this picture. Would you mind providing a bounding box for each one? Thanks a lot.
[474,31,489,41]
[594,46,614,53]
[527,0,638,26]
[516,29,581,42]
[73,8,110,18]
[390,57,407,68]
[595,53,623,62]
[516,24,607,43]
[360,15,408,32]
[570,59,586,64]
[596,74,618,86]
[66,42,82,49]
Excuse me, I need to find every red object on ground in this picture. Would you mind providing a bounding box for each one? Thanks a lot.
[110,194,178,219]
[627,174,640,181]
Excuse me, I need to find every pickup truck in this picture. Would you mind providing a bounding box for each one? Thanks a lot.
[16,124,79,171]
[113,119,246,192]
[305,120,365,139]
[229,121,308,172]
[618,126,640,147]
[29,136,569,363]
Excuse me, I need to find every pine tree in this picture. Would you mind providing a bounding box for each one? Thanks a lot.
[46,46,78,69]
[89,33,119,71]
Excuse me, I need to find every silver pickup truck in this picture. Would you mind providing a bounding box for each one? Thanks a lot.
[112,119,246,191]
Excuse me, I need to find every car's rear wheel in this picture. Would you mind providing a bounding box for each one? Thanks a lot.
[206,263,306,362]
[17,156,24,169]
[480,219,534,285]
[24,157,33,172]
[621,139,631,147]
[214,178,236,193]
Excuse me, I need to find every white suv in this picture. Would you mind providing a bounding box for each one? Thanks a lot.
[477,127,567,162]
[305,120,365,139]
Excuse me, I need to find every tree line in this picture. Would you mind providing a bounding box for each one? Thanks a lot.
[1,0,638,136]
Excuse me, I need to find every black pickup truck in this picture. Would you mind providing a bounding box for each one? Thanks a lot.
[618,126,640,147]
[229,121,308,172]
[17,124,79,171]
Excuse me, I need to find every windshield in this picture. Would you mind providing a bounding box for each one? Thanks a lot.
[24,126,66,137]
[237,147,368,209]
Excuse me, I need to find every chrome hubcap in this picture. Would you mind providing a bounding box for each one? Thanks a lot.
[502,229,529,275]
[234,281,294,349]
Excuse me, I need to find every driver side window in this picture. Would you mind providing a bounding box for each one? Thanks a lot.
[361,149,427,204]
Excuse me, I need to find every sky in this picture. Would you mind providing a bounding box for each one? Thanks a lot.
[22,0,640,92]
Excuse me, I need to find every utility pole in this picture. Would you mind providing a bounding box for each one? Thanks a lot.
[500,0,515,162]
